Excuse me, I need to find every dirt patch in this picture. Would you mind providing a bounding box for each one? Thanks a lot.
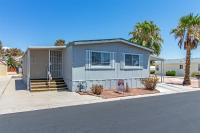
[164,77,199,88]
[78,88,159,99]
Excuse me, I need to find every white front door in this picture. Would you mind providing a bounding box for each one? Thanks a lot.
[50,50,63,78]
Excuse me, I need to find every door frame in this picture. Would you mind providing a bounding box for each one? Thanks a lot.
[48,49,63,78]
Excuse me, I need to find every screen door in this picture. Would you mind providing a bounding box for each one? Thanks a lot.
[50,50,63,78]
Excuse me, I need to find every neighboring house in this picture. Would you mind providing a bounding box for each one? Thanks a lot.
[0,60,7,76]
[155,58,200,76]
[22,38,154,91]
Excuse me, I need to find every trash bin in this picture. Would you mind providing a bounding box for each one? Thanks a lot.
[195,74,200,88]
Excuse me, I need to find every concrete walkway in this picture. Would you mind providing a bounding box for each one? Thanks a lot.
[0,78,200,115]
[0,75,12,97]
[0,78,102,115]
[157,83,200,93]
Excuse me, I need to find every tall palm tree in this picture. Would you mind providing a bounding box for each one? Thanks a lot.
[129,21,163,55]
[171,13,200,85]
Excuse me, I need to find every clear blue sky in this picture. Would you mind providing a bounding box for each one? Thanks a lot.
[0,0,200,59]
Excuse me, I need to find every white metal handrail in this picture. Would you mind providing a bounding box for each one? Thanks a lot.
[47,67,52,87]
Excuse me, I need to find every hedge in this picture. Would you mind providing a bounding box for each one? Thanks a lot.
[166,70,176,76]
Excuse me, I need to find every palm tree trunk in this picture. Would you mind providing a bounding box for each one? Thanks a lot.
[183,46,191,85]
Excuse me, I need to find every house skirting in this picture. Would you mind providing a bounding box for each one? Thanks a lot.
[66,77,145,92]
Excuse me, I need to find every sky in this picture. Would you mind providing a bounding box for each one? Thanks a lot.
[0,0,200,59]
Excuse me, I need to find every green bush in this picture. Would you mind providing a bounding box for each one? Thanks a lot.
[166,71,176,76]
[191,71,200,77]
[150,70,155,74]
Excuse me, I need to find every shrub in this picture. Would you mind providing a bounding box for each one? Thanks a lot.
[91,84,103,95]
[141,76,159,90]
[191,71,200,77]
[150,70,155,74]
[166,70,176,76]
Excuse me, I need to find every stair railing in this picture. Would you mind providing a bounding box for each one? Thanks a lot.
[47,67,52,88]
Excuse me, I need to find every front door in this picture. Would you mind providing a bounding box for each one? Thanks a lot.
[50,50,63,78]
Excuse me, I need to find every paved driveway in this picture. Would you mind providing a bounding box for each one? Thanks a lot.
[0,78,102,114]
[1,91,200,133]
[0,75,12,96]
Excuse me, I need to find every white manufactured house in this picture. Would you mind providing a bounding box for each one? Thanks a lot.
[155,58,200,76]
[22,38,157,92]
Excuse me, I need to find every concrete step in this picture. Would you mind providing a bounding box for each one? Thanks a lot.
[31,81,65,85]
[30,78,68,92]
[30,87,68,92]
[31,79,64,82]
[31,84,67,89]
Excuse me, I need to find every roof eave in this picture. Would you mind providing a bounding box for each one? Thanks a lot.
[71,39,154,53]
[28,46,66,49]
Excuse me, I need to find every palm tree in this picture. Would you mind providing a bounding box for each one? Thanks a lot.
[10,48,24,56]
[5,48,24,57]
[129,21,163,55]
[171,13,200,85]
[55,39,65,46]
[6,56,17,68]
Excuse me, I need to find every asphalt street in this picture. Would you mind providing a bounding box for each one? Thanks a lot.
[1,91,200,133]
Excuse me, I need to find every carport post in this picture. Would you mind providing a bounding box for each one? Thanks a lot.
[163,60,164,82]
[48,49,50,73]
[27,49,30,90]
[161,61,163,83]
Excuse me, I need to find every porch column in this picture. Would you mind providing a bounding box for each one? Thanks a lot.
[48,49,50,73]
[27,49,30,90]
[162,60,164,82]
[161,61,163,83]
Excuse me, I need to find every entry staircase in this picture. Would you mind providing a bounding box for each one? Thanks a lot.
[30,78,68,92]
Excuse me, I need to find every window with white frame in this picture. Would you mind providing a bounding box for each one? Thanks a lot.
[91,51,111,66]
[124,54,140,67]
[86,50,114,69]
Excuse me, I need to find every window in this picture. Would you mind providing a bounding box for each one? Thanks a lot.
[125,54,139,67]
[180,65,183,69]
[91,51,110,66]
[85,50,114,69]
[198,64,200,71]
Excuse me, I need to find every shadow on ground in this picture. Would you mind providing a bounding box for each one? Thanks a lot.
[165,82,183,85]
[15,79,27,90]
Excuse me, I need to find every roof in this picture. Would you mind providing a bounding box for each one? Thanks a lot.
[28,46,66,49]
[150,55,164,61]
[68,38,154,53]
[22,46,66,58]
[156,58,200,64]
